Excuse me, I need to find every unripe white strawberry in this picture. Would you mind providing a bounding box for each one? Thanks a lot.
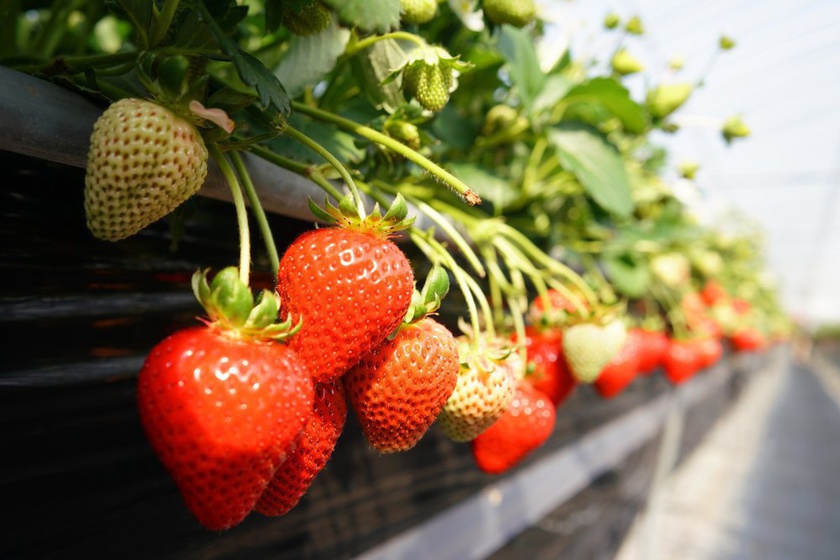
[84,98,208,241]
[482,0,537,28]
[563,319,627,383]
[401,0,437,24]
[436,336,518,442]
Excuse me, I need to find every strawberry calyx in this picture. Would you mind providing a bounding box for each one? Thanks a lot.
[192,267,301,341]
[402,266,450,326]
[308,192,415,237]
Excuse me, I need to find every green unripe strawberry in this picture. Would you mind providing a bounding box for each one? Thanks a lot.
[84,98,208,241]
[719,35,736,50]
[562,320,627,383]
[403,58,452,113]
[603,12,620,29]
[646,83,693,119]
[625,15,644,35]
[482,0,536,28]
[401,0,437,24]
[611,49,644,75]
[282,1,332,36]
[678,160,700,180]
[722,115,750,143]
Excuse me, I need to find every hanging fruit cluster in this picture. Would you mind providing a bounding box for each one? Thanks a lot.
[4,0,791,530]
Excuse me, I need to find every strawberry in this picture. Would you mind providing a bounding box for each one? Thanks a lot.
[696,336,723,368]
[562,319,627,383]
[637,328,669,375]
[594,329,642,399]
[277,196,415,383]
[401,0,437,24]
[344,317,459,453]
[137,268,314,530]
[84,98,208,241]
[731,327,766,352]
[436,335,519,442]
[700,280,727,307]
[385,120,422,151]
[527,288,582,327]
[611,49,644,75]
[518,327,576,408]
[646,83,693,119]
[282,1,332,36]
[256,381,347,516]
[663,338,703,385]
[403,56,452,112]
[482,0,537,28]
[471,379,556,474]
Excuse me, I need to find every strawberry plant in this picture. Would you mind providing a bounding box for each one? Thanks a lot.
[2,0,795,529]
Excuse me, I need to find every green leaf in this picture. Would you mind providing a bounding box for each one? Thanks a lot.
[533,74,574,114]
[603,252,650,298]
[275,17,350,98]
[448,162,518,211]
[562,78,648,134]
[197,4,290,115]
[549,124,633,217]
[321,0,400,33]
[497,25,546,112]
[350,38,409,112]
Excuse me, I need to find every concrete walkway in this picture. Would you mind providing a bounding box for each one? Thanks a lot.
[616,352,840,560]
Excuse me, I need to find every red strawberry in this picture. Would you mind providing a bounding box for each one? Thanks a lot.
[696,336,723,368]
[637,328,669,375]
[700,280,727,306]
[528,288,585,326]
[594,329,642,399]
[731,327,766,352]
[471,380,556,475]
[277,197,415,383]
[256,381,347,516]
[663,338,703,385]
[518,327,577,407]
[344,317,460,453]
[137,269,314,530]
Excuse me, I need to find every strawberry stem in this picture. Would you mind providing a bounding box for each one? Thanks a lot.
[291,101,481,205]
[209,145,251,286]
[283,125,366,219]
[344,31,428,58]
[229,151,280,278]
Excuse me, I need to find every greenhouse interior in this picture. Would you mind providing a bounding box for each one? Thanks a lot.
[2,0,839,558]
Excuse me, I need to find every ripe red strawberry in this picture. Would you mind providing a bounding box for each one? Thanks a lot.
[731,327,766,352]
[137,268,314,530]
[436,335,519,442]
[84,98,208,241]
[518,327,577,408]
[696,336,723,368]
[528,288,583,326]
[700,280,727,306]
[277,198,415,383]
[594,329,642,399]
[471,379,556,475]
[256,381,346,516]
[344,317,459,453]
[637,328,669,375]
[663,338,703,385]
